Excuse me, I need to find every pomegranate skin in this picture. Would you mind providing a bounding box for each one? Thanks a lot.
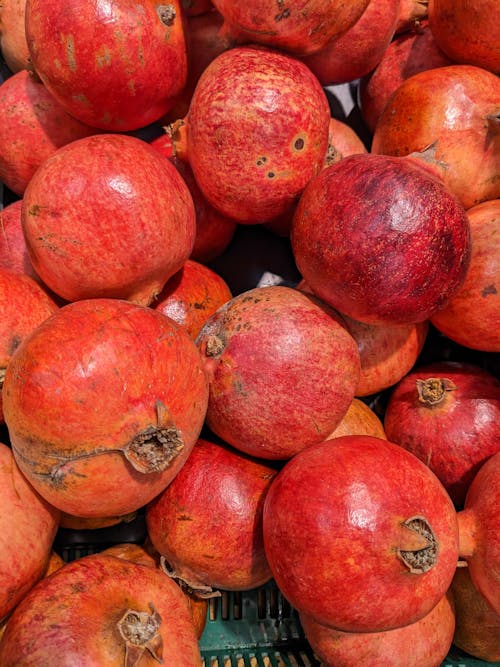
[327,398,386,440]
[0,70,98,195]
[371,65,500,209]
[0,554,202,666]
[196,285,360,460]
[300,591,455,667]
[0,0,30,72]
[0,442,60,622]
[22,134,196,305]
[146,438,276,592]
[0,201,39,281]
[174,46,331,223]
[211,0,370,56]
[384,361,500,508]
[263,435,459,632]
[291,153,471,325]
[431,199,500,353]
[2,298,209,517]
[25,0,188,131]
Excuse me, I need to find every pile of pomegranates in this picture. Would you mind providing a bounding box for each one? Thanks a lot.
[0,0,498,664]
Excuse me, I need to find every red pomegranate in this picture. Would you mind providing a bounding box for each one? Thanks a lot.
[0,200,39,281]
[25,0,188,130]
[428,0,500,73]
[384,361,500,508]
[147,438,276,593]
[359,21,453,132]
[0,553,202,666]
[327,398,386,440]
[324,117,368,168]
[196,285,360,460]
[263,435,459,632]
[396,0,429,32]
[152,259,232,340]
[0,442,60,622]
[451,565,500,662]
[301,0,400,85]
[0,0,30,72]
[291,153,471,325]
[2,298,209,517]
[457,451,500,614]
[431,199,500,353]
[0,70,98,195]
[0,268,59,422]
[169,46,331,223]
[371,65,500,209]
[21,133,196,305]
[300,591,455,667]
[211,0,370,56]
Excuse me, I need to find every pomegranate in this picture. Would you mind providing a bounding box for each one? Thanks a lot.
[147,437,276,593]
[0,268,59,421]
[25,0,188,130]
[324,117,368,168]
[2,298,209,517]
[0,442,60,623]
[169,46,331,223]
[211,0,370,56]
[371,65,500,209]
[342,315,429,396]
[263,435,459,631]
[291,153,471,325]
[457,450,500,614]
[428,0,500,73]
[451,565,500,662]
[359,21,453,132]
[0,70,98,195]
[21,133,196,305]
[152,259,232,340]
[395,0,428,33]
[384,361,500,508]
[59,512,137,531]
[0,0,30,72]
[0,553,202,665]
[327,398,386,440]
[300,591,455,667]
[196,285,360,459]
[0,200,39,281]
[100,542,208,638]
[301,0,400,85]
[431,199,500,353]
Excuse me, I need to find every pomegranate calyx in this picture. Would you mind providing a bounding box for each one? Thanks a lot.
[416,377,456,406]
[165,119,188,161]
[160,557,222,599]
[0,366,5,389]
[397,516,438,574]
[117,603,163,666]
[123,400,183,474]
[204,333,226,357]
[156,4,176,27]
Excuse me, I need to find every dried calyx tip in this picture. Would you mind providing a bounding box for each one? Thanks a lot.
[416,377,456,406]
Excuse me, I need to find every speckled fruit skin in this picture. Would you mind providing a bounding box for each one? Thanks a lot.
[371,65,500,209]
[25,0,188,131]
[0,268,59,422]
[0,554,202,666]
[152,259,232,340]
[174,46,331,223]
[327,398,386,440]
[359,21,453,133]
[0,70,98,195]
[428,0,500,74]
[196,285,360,460]
[147,438,276,592]
[0,443,60,622]
[2,298,209,518]
[291,153,472,325]
[431,199,500,353]
[458,451,500,615]
[301,0,400,85]
[0,201,39,282]
[212,0,369,56]
[300,591,455,667]
[21,134,196,305]
[384,361,500,508]
[0,0,31,72]
[263,435,459,632]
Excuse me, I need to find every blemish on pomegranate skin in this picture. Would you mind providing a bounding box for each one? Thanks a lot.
[256,156,268,166]
[157,4,176,26]
[64,35,77,72]
[267,171,276,178]
[481,283,497,297]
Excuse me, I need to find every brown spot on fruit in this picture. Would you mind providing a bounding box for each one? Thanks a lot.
[157,4,176,26]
